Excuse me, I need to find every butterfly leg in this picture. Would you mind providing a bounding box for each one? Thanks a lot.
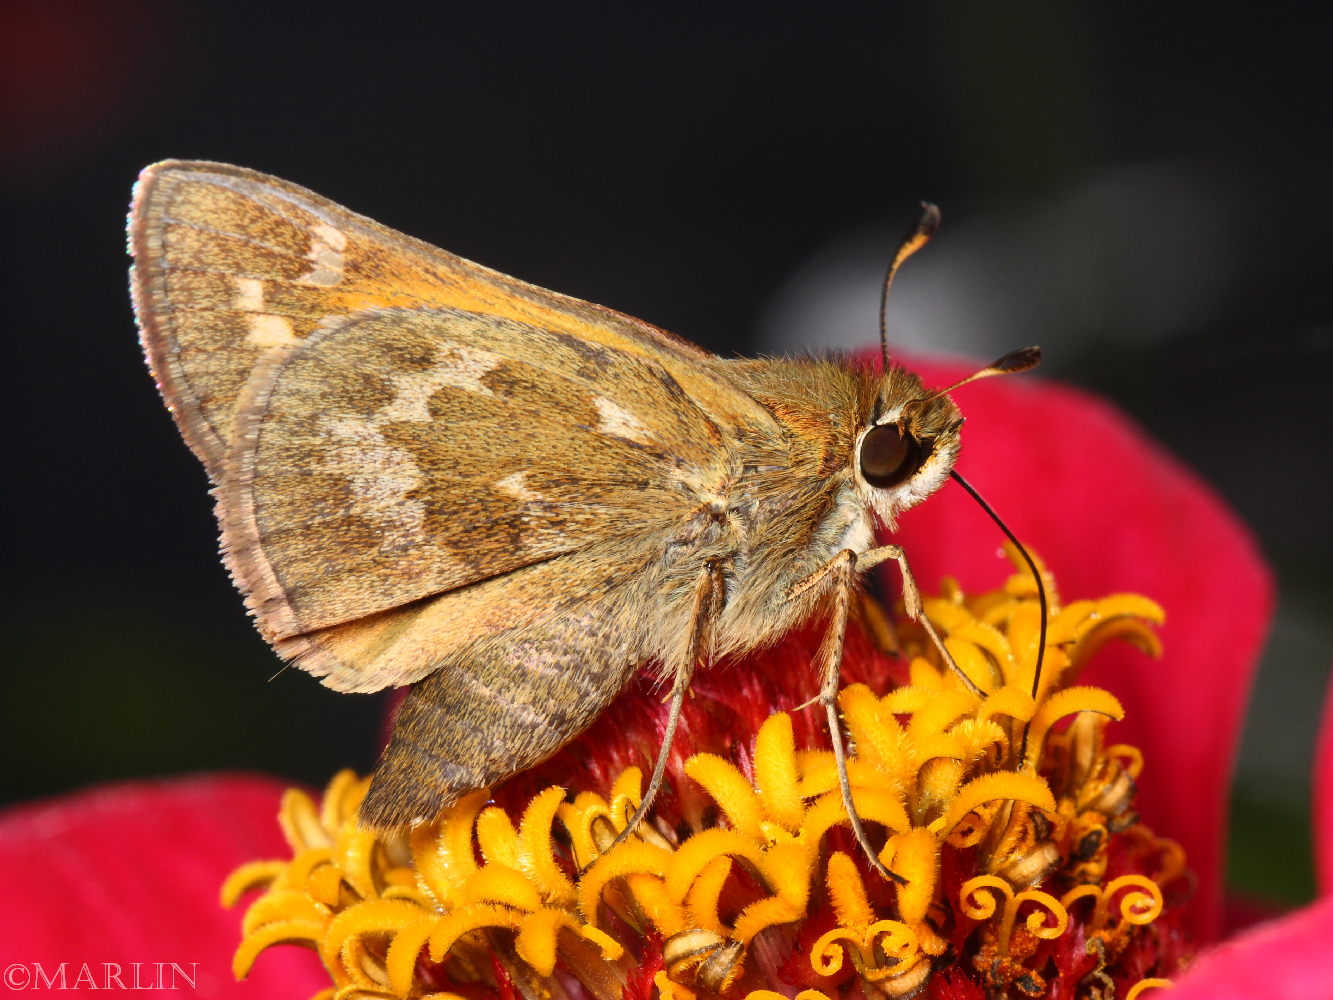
[858,543,984,698]
[787,548,906,884]
[608,558,725,853]
[788,541,983,883]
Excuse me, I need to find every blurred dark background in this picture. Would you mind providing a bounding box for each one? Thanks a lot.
[3,2,1328,908]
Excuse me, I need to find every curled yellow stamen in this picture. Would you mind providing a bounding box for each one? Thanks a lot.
[225,551,1182,1000]
[1126,977,1176,998]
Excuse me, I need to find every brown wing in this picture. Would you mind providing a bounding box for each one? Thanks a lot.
[221,306,724,645]
[129,160,777,478]
[129,161,784,693]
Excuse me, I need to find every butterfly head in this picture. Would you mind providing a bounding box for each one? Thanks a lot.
[854,346,1041,528]
[854,368,964,528]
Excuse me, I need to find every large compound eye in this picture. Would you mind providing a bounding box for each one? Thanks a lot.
[859,424,923,489]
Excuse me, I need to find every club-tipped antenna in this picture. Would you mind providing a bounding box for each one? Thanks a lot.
[908,345,1041,412]
[879,203,941,370]
[949,470,1048,765]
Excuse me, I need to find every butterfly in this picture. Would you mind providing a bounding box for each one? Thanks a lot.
[129,160,1038,873]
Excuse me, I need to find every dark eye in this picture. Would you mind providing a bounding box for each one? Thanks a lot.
[859,424,924,489]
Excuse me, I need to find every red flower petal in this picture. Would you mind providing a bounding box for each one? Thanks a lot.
[0,775,327,998]
[1315,673,1333,895]
[0,360,1271,995]
[894,358,1273,942]
[1177,673,1333,994]
[1168,893,1333,999]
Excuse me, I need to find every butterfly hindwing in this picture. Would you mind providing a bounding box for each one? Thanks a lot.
[221,305,725,641]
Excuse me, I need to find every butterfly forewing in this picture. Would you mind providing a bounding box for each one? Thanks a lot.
[130,161,775,477]
[129,161,785,694]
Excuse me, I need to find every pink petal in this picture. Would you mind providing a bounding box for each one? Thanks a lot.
[1168,893,1333,998]
[0,775,328,998]
[1314,671,1333,895]
[893,357,1273,942]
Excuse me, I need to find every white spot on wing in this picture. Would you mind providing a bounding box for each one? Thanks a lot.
[321,417,425,540]
[316,343,505,550]
[297,222,348,286]
[379,345,500,423]
[594,396,655,445]
[247,314,298,348]
[495,470,540,501]
[313,222,347,252]
[232,276,264,312]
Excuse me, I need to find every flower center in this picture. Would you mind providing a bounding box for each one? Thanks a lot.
[223,547,1189,999]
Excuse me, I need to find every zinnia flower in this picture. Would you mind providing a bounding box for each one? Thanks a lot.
[1167,678,1333,999]
[220,555,1186,1000]
[0,361,1291,998]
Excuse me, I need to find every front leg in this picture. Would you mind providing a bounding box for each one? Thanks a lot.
[786,543,985,883]
[787,547,904,884]
[792,543,983,697]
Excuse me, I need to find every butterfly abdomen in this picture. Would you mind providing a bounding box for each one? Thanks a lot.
[360,610,640,828]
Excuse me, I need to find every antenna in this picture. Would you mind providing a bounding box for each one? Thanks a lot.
[879,203,941,370]
[901,347,1041,428]
[916,346,1041,403]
